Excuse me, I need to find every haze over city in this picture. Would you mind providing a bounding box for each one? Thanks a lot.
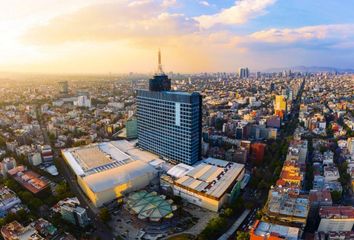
[1,0,354,74]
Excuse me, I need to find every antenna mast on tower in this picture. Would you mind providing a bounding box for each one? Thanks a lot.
[157,49,164,74]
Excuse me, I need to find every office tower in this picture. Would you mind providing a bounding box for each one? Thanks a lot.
[126,118,138,139]
[250,143,266,165]
[58,81,68,94]
[256,71,261,79]
[274,95,287,119]
[238,67,249,79]
[137,51,202,165]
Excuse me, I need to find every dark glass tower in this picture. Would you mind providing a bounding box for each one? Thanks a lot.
[148,49,171,92]
[149,74,171,91]
[136,51,202,165]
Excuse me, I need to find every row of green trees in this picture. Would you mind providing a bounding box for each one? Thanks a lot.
[198,197,246,240]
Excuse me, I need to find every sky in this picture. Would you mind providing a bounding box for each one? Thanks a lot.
[0,0,353,74]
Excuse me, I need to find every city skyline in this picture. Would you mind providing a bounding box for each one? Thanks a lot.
[1,0,354,74]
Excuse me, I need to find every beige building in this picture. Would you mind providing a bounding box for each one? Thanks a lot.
[62,141,158,207]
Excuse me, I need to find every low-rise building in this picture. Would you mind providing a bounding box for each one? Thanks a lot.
[0,157,17,178]
[1,221,44,240]
[0,187,22,217]
[250,220,300,240]
[52,197,89,227]
[317,206,354,233]
[162,158,245,212]
[7,166,50,197]
[264,189,309,228]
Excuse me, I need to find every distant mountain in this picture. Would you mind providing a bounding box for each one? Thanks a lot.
[264,66,354,73]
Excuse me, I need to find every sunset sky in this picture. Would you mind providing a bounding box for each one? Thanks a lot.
[1,0,354,74]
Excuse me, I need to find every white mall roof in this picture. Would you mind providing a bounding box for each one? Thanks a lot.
[62,140,163,177]
[84,160,157,193]
[62,140,161,193]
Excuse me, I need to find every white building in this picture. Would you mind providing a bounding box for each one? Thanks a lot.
[61,141,159,207]
[74,95,91,108]
[324,166,340,182]
[29,152,42,166]
[0,158,17,178]
[0,187,21,217]
[162,158,245,212]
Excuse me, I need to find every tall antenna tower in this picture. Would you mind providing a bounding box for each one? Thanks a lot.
[157,49,164,74]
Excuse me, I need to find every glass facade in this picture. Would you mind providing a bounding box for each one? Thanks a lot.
[137,90,202,165]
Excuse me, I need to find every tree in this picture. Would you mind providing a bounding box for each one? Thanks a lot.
[29,198,43,210]
[198,216,227,240]
[99,208,111,223]
[330,190,342,203]
[223,208,233,217]
[18,191,33,203]
[55,181,72,200]
[236,231,250,240]
[0,136,6,148]
[4,179,21,192]
[255,210,263,220]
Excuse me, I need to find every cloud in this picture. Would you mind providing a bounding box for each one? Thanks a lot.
[195,0,276,28]
[249,24,354,49]
[199,1,210,7]
[23,0,198,44]
[161,0,177,7]
[251,24,354,43]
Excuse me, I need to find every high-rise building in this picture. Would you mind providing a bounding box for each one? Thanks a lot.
[137,51,202,165]
[126,118,138,139]
[274,95,287,119]
[250,143,266,165]
[58,81,68,94]
[239,67,249,79]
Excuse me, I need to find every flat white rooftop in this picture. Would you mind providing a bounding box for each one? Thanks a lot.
[173,158,245,199]
[62,140,163,177]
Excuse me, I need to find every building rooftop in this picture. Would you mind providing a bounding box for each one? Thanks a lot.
[319,206,354,219]
[126,190,177,222]
[267,190,309,219]
[0,186,21,210]
[252,220,300,240]
[309,189,332,204]
[173,158,244,199]
[167,163,194,178]
[1,221,44,240]
[62,140,161,177]
[62,140,159,193]
[7,166,49,194]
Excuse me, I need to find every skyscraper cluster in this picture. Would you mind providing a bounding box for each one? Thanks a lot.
[238,67,249,79]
